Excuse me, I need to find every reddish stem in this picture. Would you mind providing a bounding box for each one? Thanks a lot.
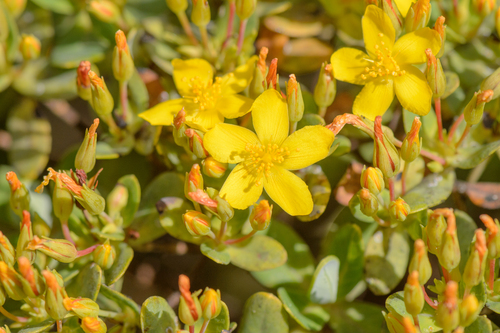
[455,125,471,148]
[388,177,395,201]
[434,98,444,141]
[422,286,438,309]
[0,306,28,322]
[490,258,496,291]
[57,320,63,332]
[401,163,409,195]
[224,230,256,245]
[189,326,195,333]
[442,266,450,282]
[222,1,236,50]
[448,114,464,144]
[61,221,75,245]
[77,245,98,257]
[236,19,247,55]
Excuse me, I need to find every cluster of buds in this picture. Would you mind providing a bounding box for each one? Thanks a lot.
[313,62,336,113]
[425,209,461,272]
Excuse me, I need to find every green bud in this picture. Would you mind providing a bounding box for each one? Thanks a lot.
[426,211,447,254]
[6,171,30,217]
[360,166,384,195]
[75,119,99,173]
[389,198,410,222]
[463,230,488,290]
[107,184,128,218]
[27,236,77,263]
[459,294,480,327]
[89,70,114,117]
[0,231,15,266]
[19,34,41,61]
[235,0,256,20]
[404,0,431,33]
[314,62,336,110]
[17,210,35,262]
[464,90,494,126]
[404,271,424,317]
[373,116,400,178]
[93,240,116,270]
[77,61,92,101]
[382,0,403,37]
[43,270,69,320]
[0,261,27,300]
[178,294,202,326]
[215,195,234,223]
[88,0,120,23]
[191,0,210,28]
[481,67,500,100]
[383,312,405,333]
[5,0,27,18]
[199,288,221,320]
[53,177,74,222]
[438,214,461,271]
[401,118,422,163]
[202,157,227,178]
[112,30,135,83]
[358,189,379,217]
[481,214,500,259]
[433,16,446,58]
[18,256,44,297]
[425,49,446,98]
[173,109,188,147]
[250,200,272,231]
[436,281,459,332]
[0,284,6,306]
[409,239,432,285]
[249,64,266,99]
[473,0,494,16]
[76,184,105,216]
[185,129,209,158]
[183,211,211,236]
[81,316,107,333]
[286,74,304,123]
[64,297,100,318]
[166,0,188,13]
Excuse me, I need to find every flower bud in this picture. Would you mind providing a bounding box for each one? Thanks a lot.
[0,231,15,266]
[166,0,188,13]
[314,62,336,110]
[404,271,424,317]
[27,236,77,263]
[464,90,494,126]
[426,210,447,254]
[17,210,35,262]
[81,317,107,333]
[373,116,400,178]
[389,198,410,222]
[173,109,188,146]
[235,0,256,20]
[402,317,417,333]
[481,68,500,100]
[425,49,446,99]
[53,177,74,222]
[183,211,211,236]
[459,294,479,327]
[436,281,459,332]
[185,164,204,200]
[202,157,227,178]
[249,48,267,99]
[63,297,100,318]
[409,239,432,285]
[384,312,404,333]
[75,119,99,173]
[77,61,92,101]
[199,288,221,320]
[360,166,385,195]
[287,74,304,123]
[438,210,461,271]
[43,270,68,320]
[5,0,27,18]
[178,274,202,325]
[433,16,446,58]
[112,30,134,83]
[473,0,494,16]
[88,0,120,23]
[93,240,116,270]
[358,189,379,217]
[214,194,234,223]
[77,184,106,216]
[107,184,128,218]
[404,0,431,32]
[6,171,30,217]
[382,0,403,37]
[89,70,114,117]
[191,0,210,27]
[185,129,209,159]
[18,256,43,297]
[19,34,41,61]
[0,261,26,300]
[481,214,500,259]
[250,200,272,231]
[401,117,422,163]
[463,229,487,289]
[265,58,278,90]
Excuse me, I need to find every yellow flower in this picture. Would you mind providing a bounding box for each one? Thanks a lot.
[139,57,257,131]
[331,5,441,120]
[203,90,335,216]
[395,0,415,17]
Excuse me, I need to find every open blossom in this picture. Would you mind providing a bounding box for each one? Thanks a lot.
[204,90,335,216]
[140,57,257,131]
[331,5,441,120]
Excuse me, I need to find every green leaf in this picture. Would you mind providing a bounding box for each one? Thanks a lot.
[385,292,441,333]
[226,235,287,272]
[455,210,478,274]
[486,300,500,314]
[329,301,384,333]
[464,316,492,333]
[239,292,289,333]
[402,169,456,213]
[200,243,231,265]
[51,42,107,68]
[105,243,134,285]
[451,140,500,169]
[99,284,141,319]
[140,296,176,333]
[31,0,75,14]
[66,263,102,301]
[116,175,141,227]
[330,135,352,157]
[206,301,230,333]
[278,287,329,331]
[252,221,315,288]
[365,227,410,295]
[309,255,339,304]
[18,319,55,333]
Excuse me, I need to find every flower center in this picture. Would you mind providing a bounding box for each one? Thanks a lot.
[244,143,290,178]
[184,76,223,111]
[361,33,405,81]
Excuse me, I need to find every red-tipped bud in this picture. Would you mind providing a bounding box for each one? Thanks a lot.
[401,117,422,162]
[75,119,99,173]
[63,297,100,318]
[358,188,379,217]
[437,209,461,271]
[389,198,410,222]
[27,236,77,263]
[88,70,114,117]
[360,166,385,195]
[436,281,459,332]
[185,129,209,159]
[250,200,272,231]
[88,0,120,23]
[202,157,227,178]
[185,164,204,200]
[481,214,500,259]
[404,271,424,317]
[409,239,432,284]
[77,61,92,101]
[373,116,400,178]
[6,171,30,217]
[425,49,446,99]
[199,288,222,320]
[464,90,494,126]
[81,316,107,333]
[17,210,34,262]
[314,62,336,110]
[433,16,446,57]
[18,256,43,297]
[463,229,488,289]
[112,30,134,82]
[405,0,431,32]
[265,58,278,90]
[287,74,305,122]
[183,211,211,236]
[178,274,202,325]
[0,261,26,300]
[0,231,15,266]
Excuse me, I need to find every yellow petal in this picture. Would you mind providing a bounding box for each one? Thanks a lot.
[280,126,335,170]
[394,0,415,17]
[252,89,288,146]
[185,109,224,131]
[331,48,372,85]
[394,66,432,116]
[220,163,264,210]
[392,28,441,65]
[221,56,258,94]
[353,79,395,121]
[172,58,214,97]
[204,123,260,164]
[139,98,186,126]
[216,94,253,119]
[362,5,396,58]
[264,167,313,216]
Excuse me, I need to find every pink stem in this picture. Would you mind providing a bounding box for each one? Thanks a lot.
[224,230,256,245]
[388,178,395,201]
[61,222,75,245]
[442,266,450,282]
[77,245,98,257]
[236,19,247,55]
[434,98,444,141]
[222,1,236,50]
[448,114,464,144]
[189,326,195,333]
[422,286,438,309]
[455,125,471,148]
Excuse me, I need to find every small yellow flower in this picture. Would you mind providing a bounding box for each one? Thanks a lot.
[395,0,416,17]
[331,5,441,120]
[139,57,257,131]
[204,90,335,216]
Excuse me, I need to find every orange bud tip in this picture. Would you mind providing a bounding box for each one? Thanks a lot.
[6,171,21,191]
[115,30,128,51]
[89,119,100,138]
[174,108,186,129]
[21,210,31,228]
[77,61,92,88]
[258,47,269,76]
[478,90,494,104]
[88,71,104,88]
[408,270,420,286]
[266,58,278,89]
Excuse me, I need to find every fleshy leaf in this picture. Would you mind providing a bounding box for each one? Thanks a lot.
[239,292,289,333]
[278,287,329,331]
[140,296,176,333]
[226,235,287,272]
[309,255,339,304]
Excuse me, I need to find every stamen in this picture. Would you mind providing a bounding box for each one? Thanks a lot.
[243,143,290,177]
[360,33,405,82]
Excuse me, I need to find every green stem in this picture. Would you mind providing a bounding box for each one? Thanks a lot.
[388,177,395,202]
[218,220,227,241]
[199,26,214,58]
[98,309,123,321]
[0,306,28,322]
[434,97,444,141]
[318,106,327,118]
[177,11,199,45]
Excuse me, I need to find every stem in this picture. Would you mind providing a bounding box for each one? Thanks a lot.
[218,220,227,241]
[193,201,202,213]
[57,320,63,332]
[225,230,257,245]
[0,306,28,322]
[455,125,471,148]
[222,0,236,50]
[236,19,247,55]
[189,326,195,333]
[318,106,327,118]
[290,121,297,135]
[442,266,450,283]
[61,221,75,245]
[388,177,395,201]
[434,98,444,141]
[102,113,121,137]
[77,244,98,257]
[199,320,210,333]
[199,26,214,58]
[99,310,123,321]
[374,215,391,227]
[490,258,496,291]
[422,286,438,309]
[413,316,420,329]
[177,11,199,45]
[119,80,129,124]
[401,162,409,195]
[447,114,464,144]
[392,138,446,165]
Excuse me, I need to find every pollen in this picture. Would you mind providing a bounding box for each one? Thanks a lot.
[185,76,223,111]
[243,143,290,177]
[361,33,405,81]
